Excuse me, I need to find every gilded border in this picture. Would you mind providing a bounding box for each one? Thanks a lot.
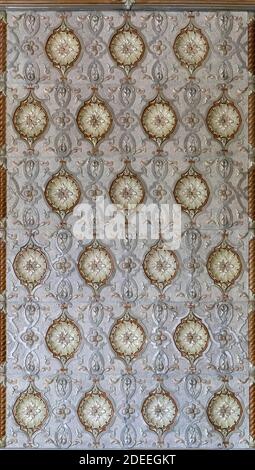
[248,13,255,448]
[0,10,6,448]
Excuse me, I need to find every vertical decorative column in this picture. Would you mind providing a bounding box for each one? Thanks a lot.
[0,10,6,448]
[248,12,255,449]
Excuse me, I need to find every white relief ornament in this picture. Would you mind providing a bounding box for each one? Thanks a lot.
[56,374,72,399]
[152,61,168,85]
[55,133,72,157]
[121,278,138,302]
[24,13,40,36]
[185,374,202,399]
[184,133,201,158]
[142,385,178,436]
[13,384,48,437]
[121,374,136,399]
[119,83,136,107]
[89,352,105,377]
[121,423,137,448]
[24,62,40,85]
[77,385,114,437]
[185,423,202,448]
[56,229,72,254]
[216,13,233,36]
[54,82,71,108]
[88,13,104,35]
[24,351,40,376]
[45,20,81,74]
[184,83,201,106]
[57,279,73,302]
[88,61,104,84]
[22,207,39,230]
[55,424,72,449]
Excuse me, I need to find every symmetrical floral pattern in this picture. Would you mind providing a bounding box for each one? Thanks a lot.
[13,384,48,437]
[207,238,242,291]
[109,310,146,362]
[78,240,115,292]
[46,312,81,364]
[173,310,210,363]
[143,240,178,290]
[109,164,145,210]
[207,386,243,438]
[45,20,81,74]
[173,19,209,74]
[6,9,249,450]
[13,242,49,291]
[206,89,242,146]
[109,20,145,74]
[173,166,210,217]
[142,386,178,435]
[77,386,114,437]
[141,93,177,146]
[13,91,48,146]
[44,168,81,217]
[77,93,113,147]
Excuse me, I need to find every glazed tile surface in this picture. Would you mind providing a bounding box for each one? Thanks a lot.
[6,10,249,449]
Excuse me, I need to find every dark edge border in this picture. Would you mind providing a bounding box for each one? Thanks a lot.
[0,10,6,449]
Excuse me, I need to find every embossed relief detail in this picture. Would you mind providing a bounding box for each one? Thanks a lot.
[173,166,210,217]
[206,237,242,291]
[78,240,115,292]
[207,386,243,440]
[44,168,81,217]
[206,88,242,147]
[13,241,49,291]
[77,92,113,147]
[141,93,177,146]
[77,386,114,437]
[173,18,209,75]
[45,19,81,75]
[13,91,48,146]
[6,9,249,450]
[109,20,145,74]
[13,384,49,437]
[142,385,178,435]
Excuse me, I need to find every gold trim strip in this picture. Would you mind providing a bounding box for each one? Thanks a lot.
[249,166,255,221]
[248,94,255,148]
[0,96,6,153]
[248,12,255,447]
[0,12,6,448]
